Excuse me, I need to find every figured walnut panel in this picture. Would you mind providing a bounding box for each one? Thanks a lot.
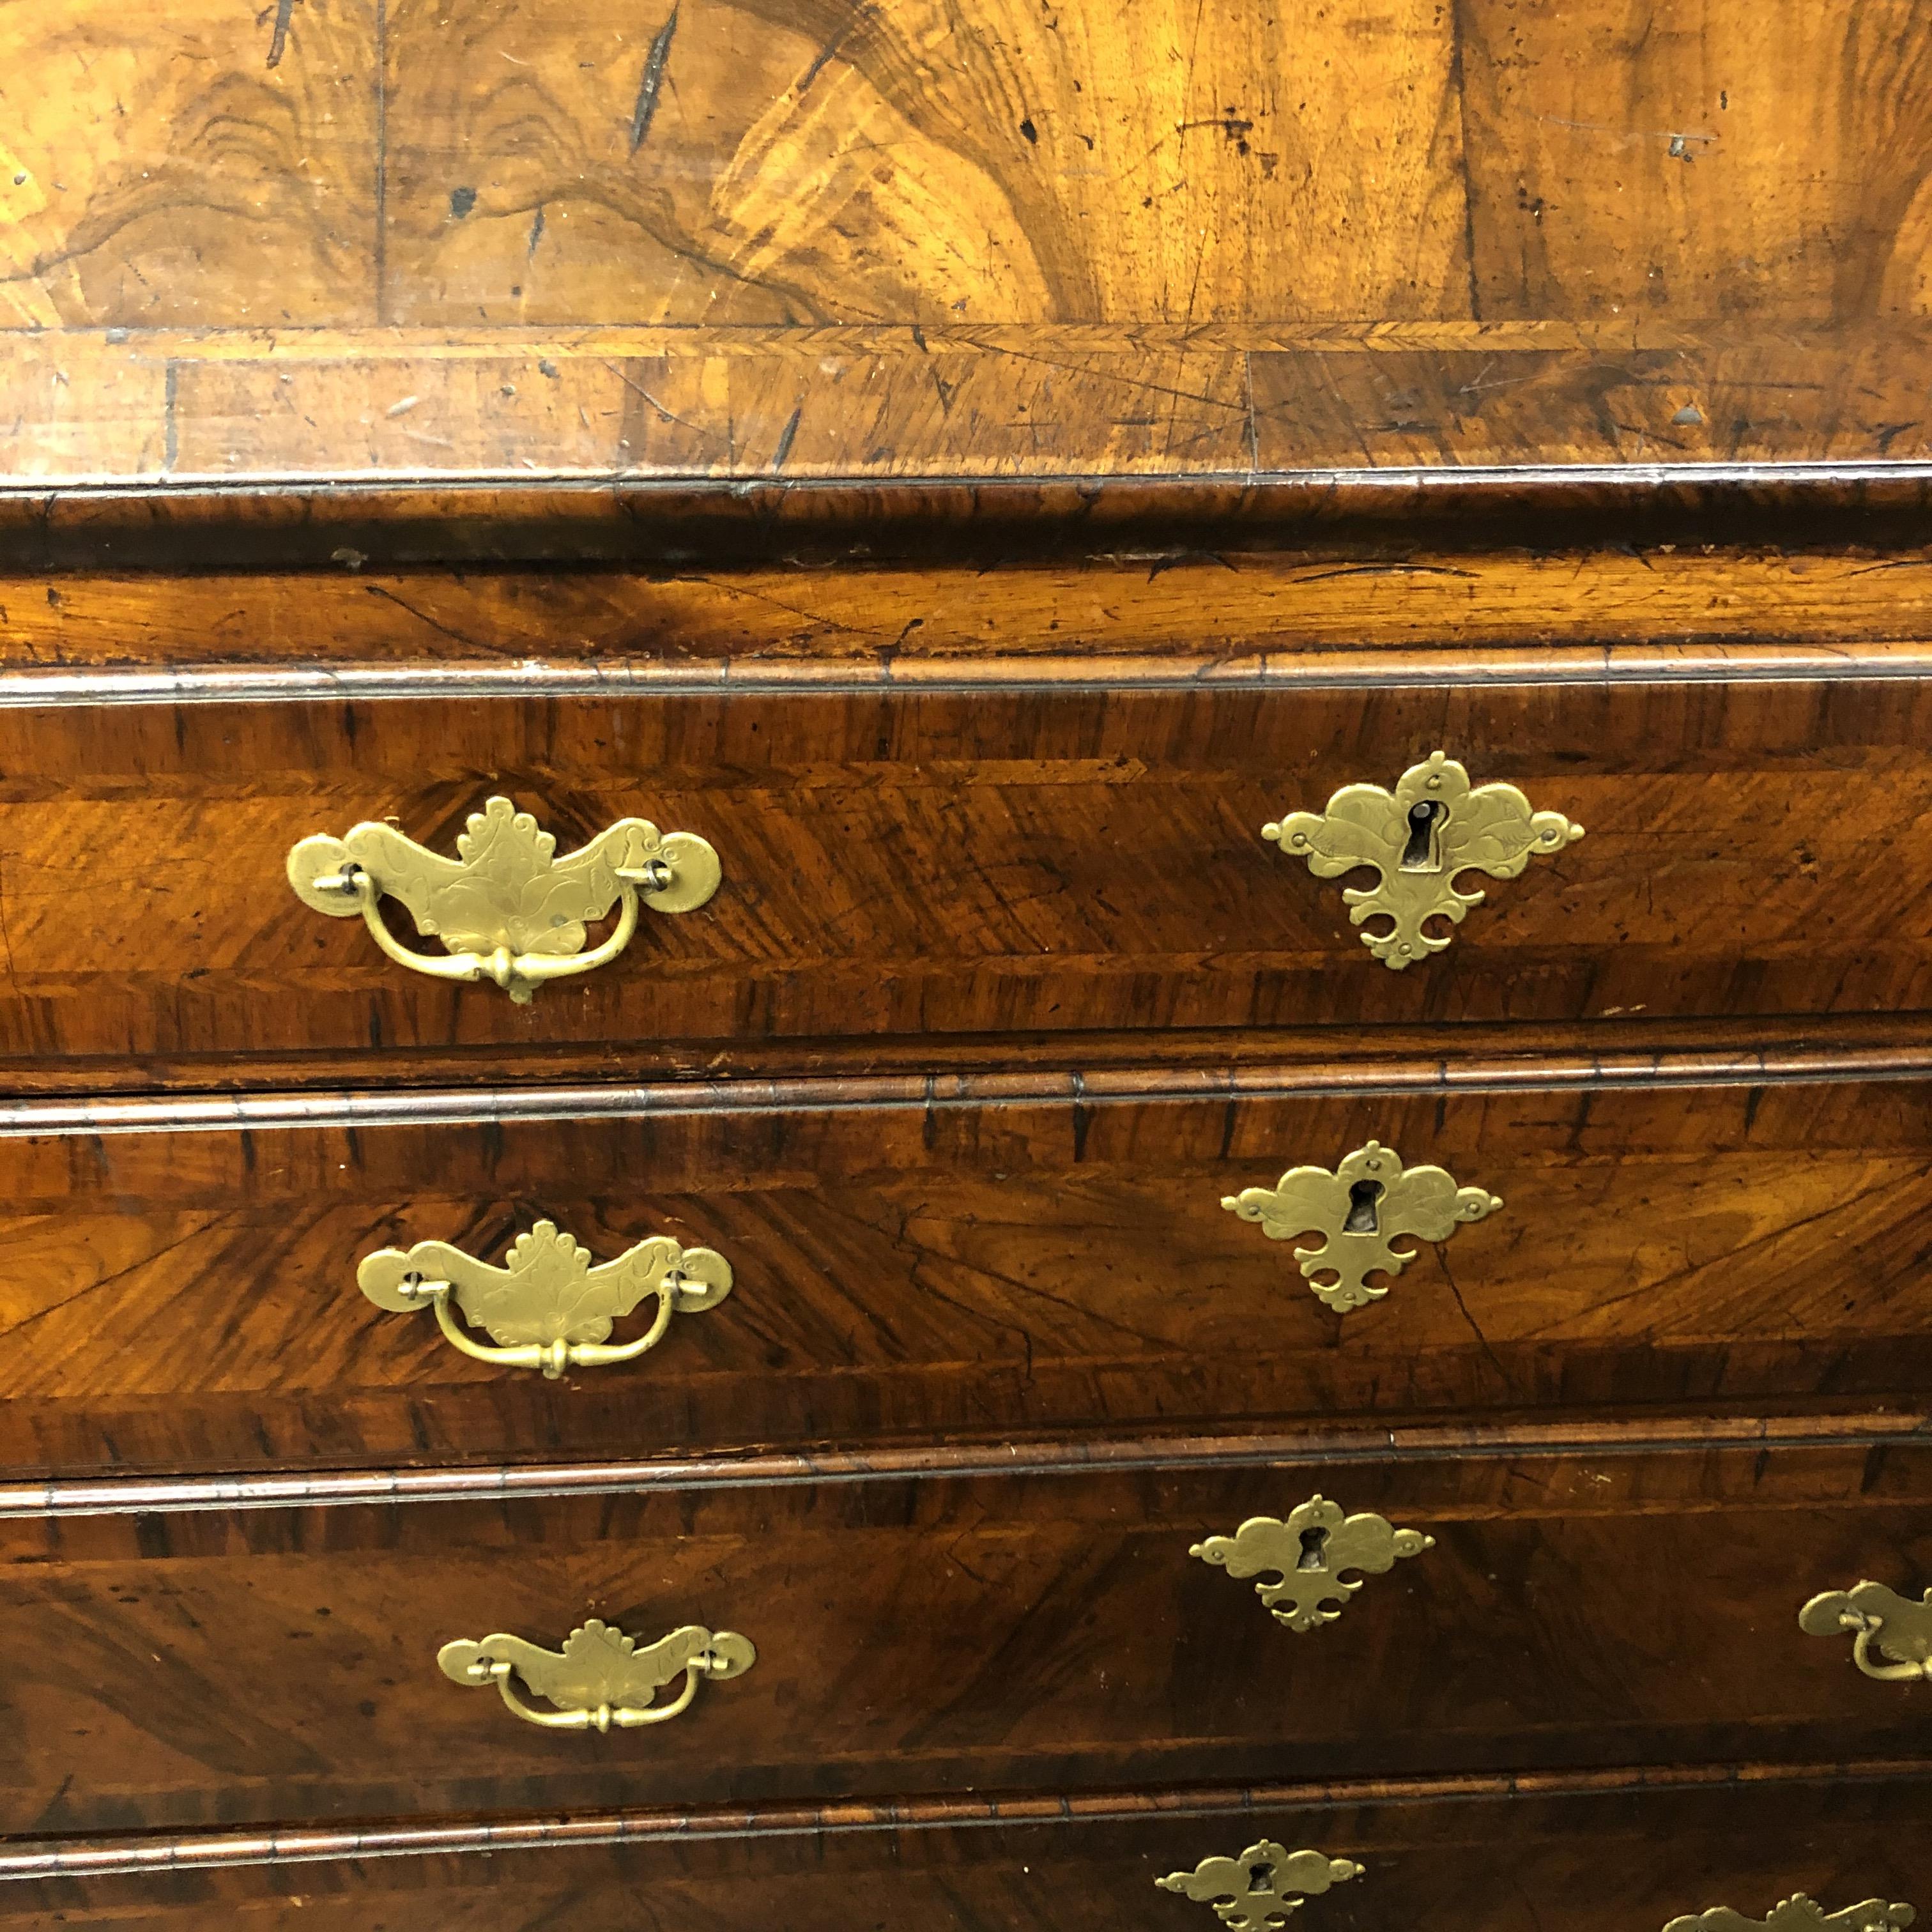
[379,0,1469,327]
[0,1441,1928,1833]
[0,0,378,330]
[2,1078,1932,1473]
[1,681,1931,1061]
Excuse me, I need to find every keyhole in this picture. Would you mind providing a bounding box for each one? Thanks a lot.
[1400,798,1447,871]
[1249,1864,1276,1890]
[1296,1526,1330,1571]
[1342,1178,1383,1234]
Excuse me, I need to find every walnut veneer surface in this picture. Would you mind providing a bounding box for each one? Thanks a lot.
[4,3,1932,1929]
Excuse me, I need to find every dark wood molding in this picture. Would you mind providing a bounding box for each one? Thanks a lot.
[5,1756,1927,1883]
[5,1407,1927,1521]
[8,1034,1932,1135]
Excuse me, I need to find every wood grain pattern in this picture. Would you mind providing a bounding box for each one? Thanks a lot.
[0,1,377,332]
[5,1073,1932,1475]
[381,0,1469,326]
[7,0,1932,496]
[0,1439,1928,1834]
[13,546,1932,677]
[0,1767,1926,1928]
[6,676,1932,1064]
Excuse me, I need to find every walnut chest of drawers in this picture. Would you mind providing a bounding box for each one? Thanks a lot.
[4,2,1932,1928]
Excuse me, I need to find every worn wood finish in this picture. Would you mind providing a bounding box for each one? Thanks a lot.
[1,1439,1928,1834]
[0,1768,1925,1928]
[6,1071,1932,1475]
[7,675,1932,1064]
[13,548,1932,678]
[7,0,1932,509]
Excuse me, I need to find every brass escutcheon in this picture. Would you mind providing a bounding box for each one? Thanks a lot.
[1155,1843,1362,1931]
[1189,1494,1432,1632]
[1222,1138,1501,1314]
[1262,749,1582,969]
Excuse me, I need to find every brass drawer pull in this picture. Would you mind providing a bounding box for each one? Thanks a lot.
[358,1219,732,1379]
[288,795,720,1003]
[1222,1138,1501,1314]
[1156,1843,1361,1928]
[1190,1494,1432,1632]
[1800,1581,1932,1683]
[1664,1899,1917,1931]
[1262,749,1582,969]
[438,1617,755,1733]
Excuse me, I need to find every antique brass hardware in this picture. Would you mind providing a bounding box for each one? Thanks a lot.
[438,1617,755,1732]
[1800,1581,1932,1682]
[358,1219,732,1379]
[1664,1899,1917,1932]
[1189,1494,1432,1631]
[288,795,721,1002]
[1222,1138,1501,1313]
[1156,1843,1362,1930]
[1262,749,1583,969]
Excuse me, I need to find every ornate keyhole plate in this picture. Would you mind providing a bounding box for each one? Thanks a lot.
[1189,1494,1433,1632]
[1223,1139,1501,1313]
[1156,1843,1362,1929]
[1262,750,1583,969]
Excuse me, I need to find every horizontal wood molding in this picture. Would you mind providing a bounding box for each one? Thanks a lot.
[16,643,1932,710]
[8,1034,1932,1135]
[4,1408,1927,1521]
[4,1756,1927,1882]
[10,1013,1932,1101]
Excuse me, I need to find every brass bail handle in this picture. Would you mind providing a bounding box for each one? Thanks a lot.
[358,1219,733,1381]
[437,1618,756,1733]
[287,795,721,1002]
[1800,1581,1932,1684]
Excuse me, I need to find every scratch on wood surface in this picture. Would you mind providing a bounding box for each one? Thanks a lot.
[771,404,802,470]
[630,6,680,154]
[266,0,298,70]
[799,7,873,93]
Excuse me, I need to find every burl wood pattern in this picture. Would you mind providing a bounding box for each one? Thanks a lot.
[1,1773,1926,1930]
[8,0,1932,485]
[8,675,1932,1062]
[1,1440,1928,1835]
[8,1074,1932,1475]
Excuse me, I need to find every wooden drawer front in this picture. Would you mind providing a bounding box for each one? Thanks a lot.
[7,677,1932,1066]
[0,1771,1924,1931]
[6,1070,1932,1475]
[5,1441,1929,1835]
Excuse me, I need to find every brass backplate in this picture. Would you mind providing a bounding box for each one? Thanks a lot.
[1222,1138,1501,1313]
[1664,1899,1917,1932]
[359,1218,732,1378]
[1156,1843,1362,1930]
[1189,1494,1433,1632]
[288,795,720,1001]
[1262,749,1582,969]
[1800,1580,1932,1682]
[438,1616,755,1733]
